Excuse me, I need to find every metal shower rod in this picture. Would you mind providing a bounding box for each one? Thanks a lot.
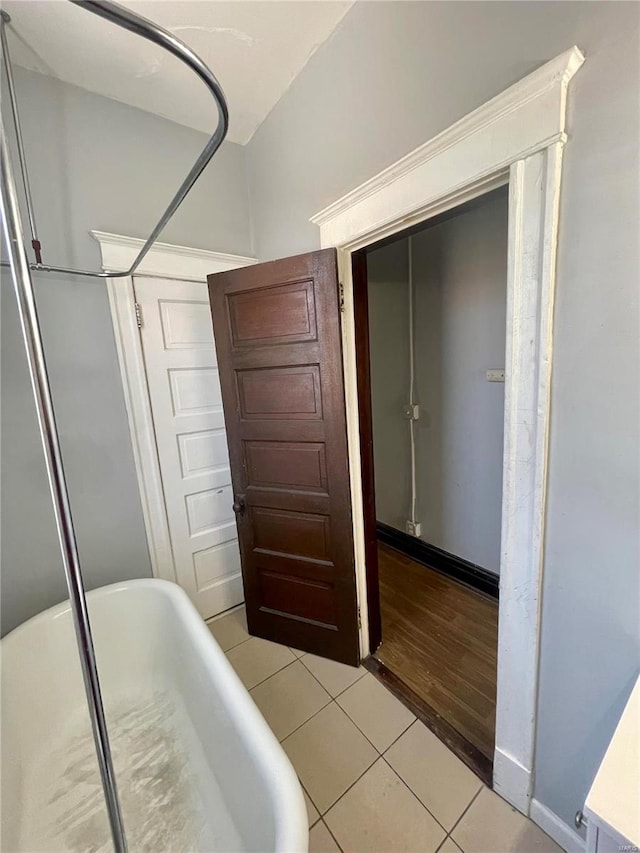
[1,0,229,279]
[1,4,230,852]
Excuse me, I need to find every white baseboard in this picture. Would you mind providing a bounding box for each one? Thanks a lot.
[530,799,586,853]
[205,601,245,624]
[493,748,532,814]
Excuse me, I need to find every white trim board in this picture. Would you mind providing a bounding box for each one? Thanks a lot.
[91,230,255,585]
[530,799,586,853]
[311,46,584,816]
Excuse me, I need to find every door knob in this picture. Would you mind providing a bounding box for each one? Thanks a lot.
[232,496,245,514]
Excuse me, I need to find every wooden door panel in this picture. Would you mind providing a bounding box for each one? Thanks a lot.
[231,342,321,371]
[228,280,317,346]
[244,489,330,517]
[244,441,328,492]
[208,249,359,665]
[258,571,337,625]
[236,365,323,419]
[251,506,331,562]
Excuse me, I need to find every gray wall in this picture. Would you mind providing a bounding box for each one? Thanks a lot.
[367,240,411,531]
[414,191,507,571]
[1,68,253,635]
[368,190,507,573]
[246,0,640,829]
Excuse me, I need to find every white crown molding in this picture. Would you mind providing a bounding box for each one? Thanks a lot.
[310,46,584,247]
[91,230,256,281]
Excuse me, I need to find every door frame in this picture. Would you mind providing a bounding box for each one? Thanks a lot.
[310,47,584,814]
[92,230,255,584]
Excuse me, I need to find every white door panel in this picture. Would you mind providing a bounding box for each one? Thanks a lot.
[134,276,242,618]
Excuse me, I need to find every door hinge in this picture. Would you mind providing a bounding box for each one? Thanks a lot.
[134,302,143,329]
[338,281,345,313]
[357,606,362,629]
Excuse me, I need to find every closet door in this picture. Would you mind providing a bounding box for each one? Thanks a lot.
[208,249,359,665]
[135,275,242,619]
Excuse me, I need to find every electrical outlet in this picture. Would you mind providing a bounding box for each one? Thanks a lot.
[403,404,420,420]
[405,520,421,537]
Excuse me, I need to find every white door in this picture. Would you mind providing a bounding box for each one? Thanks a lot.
[134,275,242,619]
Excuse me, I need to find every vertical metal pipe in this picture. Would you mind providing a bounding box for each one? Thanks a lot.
[0,124,128,853]
[0,11,42,262]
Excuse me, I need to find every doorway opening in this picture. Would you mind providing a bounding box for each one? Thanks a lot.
[354,186,509,782]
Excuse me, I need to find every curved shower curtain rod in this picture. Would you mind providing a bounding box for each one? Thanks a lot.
[1,4,230,852]
[1,0,229,279]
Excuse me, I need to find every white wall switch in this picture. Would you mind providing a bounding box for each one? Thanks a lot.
[405,520,421,537]
[486,369,505,382]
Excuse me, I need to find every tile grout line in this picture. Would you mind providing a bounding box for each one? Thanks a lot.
[446,784,483,839]
[218,612,479,851]
[226,632,473,841]
[379,716,419,756]
[249,657,438,820]
[318,752,379,821]
[335,693,415,757]
[301,783,320,829]
[280,698,379,820]
[233,649,298,692]
[274,669,392,779]
[212,631,253,654]
[271,691,334,744]
[321,818,345,852]
[379,754,450,837]
[380,716,426,764]
[297,653,368,699]
[228,643,477,852]
[221,621,367,699]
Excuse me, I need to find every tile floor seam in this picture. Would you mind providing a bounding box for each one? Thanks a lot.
[380,716,420,757]
[222,635,253,654]
[297,654,338,695]
[312,748,380,819]
[240,654,297,692]
[379,754,450,837]
[331,670,368,699]
[220,636,250,653]
[302,784,320,828]
[249,658,333,744]
[447,784,483,837]
[297,654,367,699]
[261,689,333,744]
[435,834,454,853]
[322,819,344,852]
[335,687,413,757]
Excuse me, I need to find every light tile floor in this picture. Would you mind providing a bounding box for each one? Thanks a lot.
[207,607,561,853]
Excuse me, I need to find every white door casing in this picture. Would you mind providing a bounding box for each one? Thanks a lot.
[92,231,255,618]
[310,46,584,824]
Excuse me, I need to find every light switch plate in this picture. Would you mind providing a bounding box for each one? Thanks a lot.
[486,369,505,382]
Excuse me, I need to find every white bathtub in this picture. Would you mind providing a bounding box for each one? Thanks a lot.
[1,579,308,853]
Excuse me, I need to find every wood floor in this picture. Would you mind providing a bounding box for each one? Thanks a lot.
[374,542,498,761]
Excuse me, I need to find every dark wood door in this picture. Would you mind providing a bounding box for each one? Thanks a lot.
[207,249,359,665]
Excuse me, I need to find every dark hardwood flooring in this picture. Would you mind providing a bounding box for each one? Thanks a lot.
[374,541,498,761]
